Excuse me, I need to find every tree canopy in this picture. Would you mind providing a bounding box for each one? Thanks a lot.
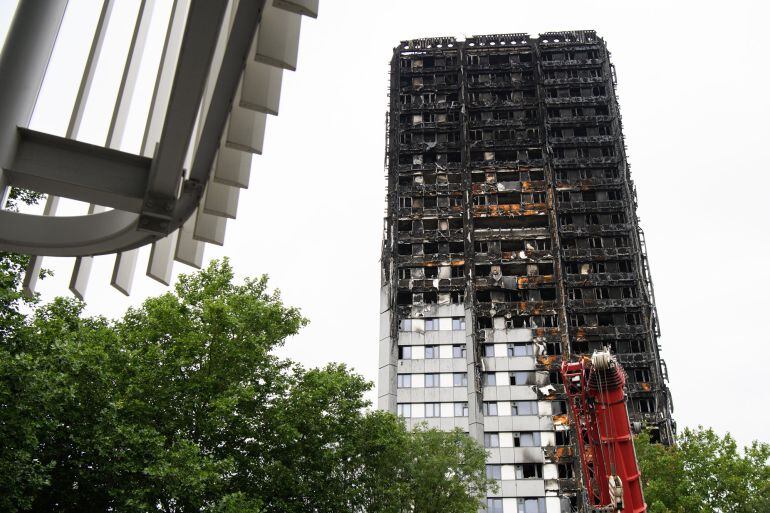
[635,427,770,513]
[0,258,494,512]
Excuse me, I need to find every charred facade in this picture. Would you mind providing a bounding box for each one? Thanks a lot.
[378,31,674,512]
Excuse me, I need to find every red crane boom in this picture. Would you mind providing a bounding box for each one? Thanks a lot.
[561,350,646,513]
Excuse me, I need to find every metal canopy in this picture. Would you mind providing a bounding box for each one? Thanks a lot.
[0,0,318,295]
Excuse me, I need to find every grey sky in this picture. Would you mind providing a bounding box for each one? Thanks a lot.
[1,0,768,447]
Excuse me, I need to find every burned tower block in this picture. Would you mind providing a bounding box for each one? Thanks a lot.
[378,31,674,512]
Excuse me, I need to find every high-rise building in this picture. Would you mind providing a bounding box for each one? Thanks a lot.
[378,31,674,512]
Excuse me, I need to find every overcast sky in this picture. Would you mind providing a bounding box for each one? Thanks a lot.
[1,0,769,447]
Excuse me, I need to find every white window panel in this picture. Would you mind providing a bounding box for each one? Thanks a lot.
[439,345,454,359]
[439,317,453,331]
[412,374,425,388]
[499,432,514,447]
[439,373,453,388]
[412,346,425,359]
[498,401,512,416]
[494,343,507,356]
[412,403,425,418]
[543,463,559,480]
[502,498,517,513]
[496,371,509,384]
[412,318,425,332]
[440,403,454,417]
[501,464,516,480]
[540,432,556,447]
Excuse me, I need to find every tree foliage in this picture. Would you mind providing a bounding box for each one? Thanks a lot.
[636,427,770,513]
[0,258,494,512]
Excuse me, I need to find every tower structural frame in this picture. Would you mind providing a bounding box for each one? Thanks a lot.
[379,30,674,513]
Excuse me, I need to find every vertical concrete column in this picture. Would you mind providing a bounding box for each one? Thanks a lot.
[464,306,484,444]
[377,284,397,412]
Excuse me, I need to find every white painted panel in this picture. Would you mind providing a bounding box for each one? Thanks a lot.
[540,432,556,447]
[543,463,558,480]
[498,401,512,416]
[412,346,424,360]
[510,328,534,342]
[411,403,424,418]
[273,0,318,18]
[147,230,178,285]
[499,432,514,447]
[254,2,301,71]
[440,403,453,418]
[175,212,204,267]
[203,180,240,219]
[412,374,424,388]
[494,343,507,356]
[111,249,139,296]
[439,345,453,359]
[501,465,516,480]
[538,401,552,416]
[439,317,452,331]
[226,105,266,154]
[193,208,227,245]
[546,497,562,513]
[496,371,508,384]
[439,373,452,388]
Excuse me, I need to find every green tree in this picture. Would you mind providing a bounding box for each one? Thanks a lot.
[0,189,51,511]
[2,259,494,512]
[406,425,494,513]
[636,427,770,513]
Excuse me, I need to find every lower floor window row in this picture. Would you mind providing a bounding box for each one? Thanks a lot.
[398,372,468,388]
[488,497,547,513]
[399,344,467,359]
[484,431,542,448]
[486,463,543,480]
[397,402,468,418]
